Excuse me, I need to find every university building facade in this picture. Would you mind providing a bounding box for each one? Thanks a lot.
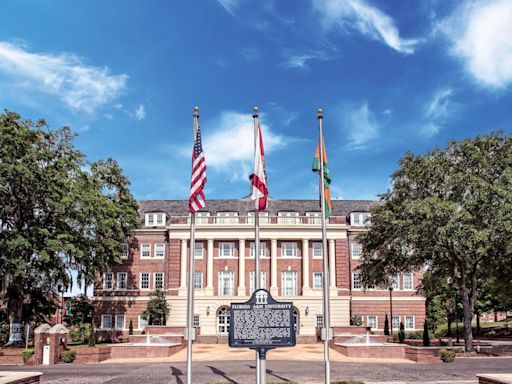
[93,199,425,342]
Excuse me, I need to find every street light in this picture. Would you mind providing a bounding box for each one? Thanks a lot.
[447,277,460,344]
[388,277,394,336]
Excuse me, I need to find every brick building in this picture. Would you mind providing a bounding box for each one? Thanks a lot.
[93,198,425,342]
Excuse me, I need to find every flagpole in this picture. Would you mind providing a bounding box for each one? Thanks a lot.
[317,108,331,384]
[186,106,200,384]
[253,106,264,384]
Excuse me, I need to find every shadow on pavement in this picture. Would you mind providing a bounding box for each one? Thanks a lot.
[246,364,294,383]
[207,365,238,384]
[170,366,184,384]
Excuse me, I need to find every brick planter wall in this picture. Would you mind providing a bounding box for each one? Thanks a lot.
[110,344,184,359]
[72,346,112,364]
[405,346,442,362]
[333,343,406,358]
[0,348,23,365]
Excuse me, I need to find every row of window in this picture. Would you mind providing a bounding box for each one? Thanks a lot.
[365,315,416,330]
[352,272,414,290]
[103,272,164,290]
[100,314,199,330]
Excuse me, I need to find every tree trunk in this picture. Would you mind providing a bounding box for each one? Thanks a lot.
[460,277,477,352]
[476,313,480,336]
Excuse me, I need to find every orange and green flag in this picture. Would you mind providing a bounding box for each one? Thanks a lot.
[312,135,332,218]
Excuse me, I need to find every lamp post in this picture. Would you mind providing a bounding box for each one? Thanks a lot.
[455,290,460,344]
[57,284,65,324]
[388,277,394,336]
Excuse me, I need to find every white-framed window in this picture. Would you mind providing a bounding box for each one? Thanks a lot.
[141,244,151,258]
[217,306,230,334]
[250,242,267,257]
[392,315,400,330]
[351,243,361,259]
[147,213,154,226]
[390,274,399,290]
[316,314,324,328]
[248,211,269,224]
[216,211,238,224]
[352,272,362,289]
[312,242,323,258]
[313,272,323,289]
[277,211,299,224]
[405,315,415,330]
[101,314,112,330]
[367,315,378,329]
[194,242,204,259]
[249,271,267,293]
[194,272,203,289]
[115,315,125,330]
[145,212,166,227]
[154,272,164,290]
[103,273,113,290]
[281,242,298,257]
[218,271,234,296]
[156,213,165,226]
[403,272,414,290]
[154,243,166,258]
[350,212,371,227]
[193,314,200,327]
[306,211,321,224]
[120,243,129,259]
[138,315,148,330]
[117,272,127,290]
[281,271,297,296]
[218,242,235,257]
[140,272,150,290]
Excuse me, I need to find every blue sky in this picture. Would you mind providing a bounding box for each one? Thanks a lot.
[1,0,512,201]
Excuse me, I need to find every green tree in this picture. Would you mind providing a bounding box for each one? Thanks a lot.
[0,111,139,345]
[142,290,169,326]
[357,133,512,351]
[423,321,430,346]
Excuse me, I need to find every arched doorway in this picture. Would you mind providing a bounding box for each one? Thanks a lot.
[217,306,230,335]
[293,307,299,335]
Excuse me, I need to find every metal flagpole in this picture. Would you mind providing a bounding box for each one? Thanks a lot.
[186,107,200,384]
[253,106,263,384]
[317,108,331,384]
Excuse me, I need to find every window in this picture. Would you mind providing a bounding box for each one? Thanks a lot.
[193,314,200,327]
[218,271,234,296]
[249,271,266,293]
[147,214,154,226]
[117,272,127,290]
[250,242,267,257]
[403,273,414,290]
[194,272,203,289]
[145,212,166,227]
[281,271,297,296]
[219,242,235,257]
[154,243,165,258]
[392,315,400,330]
[120,243,129,259]
[352,272,362,289]
[277,211,299,224]
[405,316,415,330]
[390,274,399,290]
[367,315,377,329]
[281,242,297,257]
[351,212,371,227]
[194,242,204,259]
[312,242,323,258]
[156,213,164,226]
[217,211,238,224]
[103,273,113,290]
[217,306,230,334]
[351,243,361,259]
[248,211,269,224]
[138,315,148,330]
[140,272,150,290]
[115,315,125,330]
[195,211,211,224]
[316,314,324,328]
[154,272,164,290]
[141,244,151,258]
[101,315,112,330]
[313,272,323,289]
[306,211,321,224]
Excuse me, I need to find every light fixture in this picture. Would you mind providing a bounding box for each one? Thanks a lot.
[206,306,210,316]
[305,306,309,316]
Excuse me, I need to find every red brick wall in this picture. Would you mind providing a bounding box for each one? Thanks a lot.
[73,346,112,363]
[352,300,425,330]
[0,348,23,365]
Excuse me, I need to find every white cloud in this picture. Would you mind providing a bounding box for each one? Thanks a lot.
[0,41,127,113]
[440,0,512,88]
[343,102,379,148]
[202,111,285,181]
[134,104,146,120]
[421,122,440,138]
[216,0,243,15]
[421,88,455,137]
[281,52,329,69]
[426,88,453,119]
[313,0,420,54]
[239,47,260,62]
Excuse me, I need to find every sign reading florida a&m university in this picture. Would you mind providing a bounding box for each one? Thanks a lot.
[229,289,296,349]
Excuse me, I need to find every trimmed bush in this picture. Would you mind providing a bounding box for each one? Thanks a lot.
[439,349,455,363]
[22,348,34,363]
[61,349,76,363]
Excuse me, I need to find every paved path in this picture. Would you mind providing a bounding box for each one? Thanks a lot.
[1,355,511,384]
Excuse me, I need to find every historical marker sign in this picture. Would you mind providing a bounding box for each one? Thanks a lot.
[229,289,296,349]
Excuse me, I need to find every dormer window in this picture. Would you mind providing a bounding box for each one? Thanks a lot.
[277,211,299,224]
[350,212,371,227]
[306,211,321,224]
[216,211,238,224]
[145,212,166,227]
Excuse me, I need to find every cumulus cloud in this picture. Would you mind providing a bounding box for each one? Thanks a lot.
[343,102,379,149]
[313,0,420,54]
[440,0,512,88]
[0,41,127,113]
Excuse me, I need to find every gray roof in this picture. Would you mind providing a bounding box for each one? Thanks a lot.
[138,199,376,220]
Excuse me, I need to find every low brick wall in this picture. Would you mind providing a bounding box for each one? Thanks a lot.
[128,335,184,345]
[144,326,185,335]
[110,344,184,359]
[72,347,112,364]
[0,348,23,365]
[0,371,43,383]
[333,343,406,359]
[405,346,442,362]
[477,374,512,384]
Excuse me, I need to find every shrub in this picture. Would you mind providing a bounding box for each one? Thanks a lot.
[423,321,430,346]
[22,348,34,364]
[350,315,363,326]
[439,349,455,363]
[69,323,91,344]
[61,349,76,363]
[406,331,423,339]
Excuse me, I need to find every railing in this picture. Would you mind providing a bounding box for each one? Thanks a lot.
[168,215,346,225]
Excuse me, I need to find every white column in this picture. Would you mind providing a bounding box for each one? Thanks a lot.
[179,239,187,289]
[302,239,310,290]
[206,239,214,292]
[270,239,278,295]
[329,239,336,288]
[238,239,246,296]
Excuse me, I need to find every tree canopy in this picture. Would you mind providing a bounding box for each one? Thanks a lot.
[357,132,512,351]
[0,111,139,344]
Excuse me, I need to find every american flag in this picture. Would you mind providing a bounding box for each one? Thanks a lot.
[189,120,206,213]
